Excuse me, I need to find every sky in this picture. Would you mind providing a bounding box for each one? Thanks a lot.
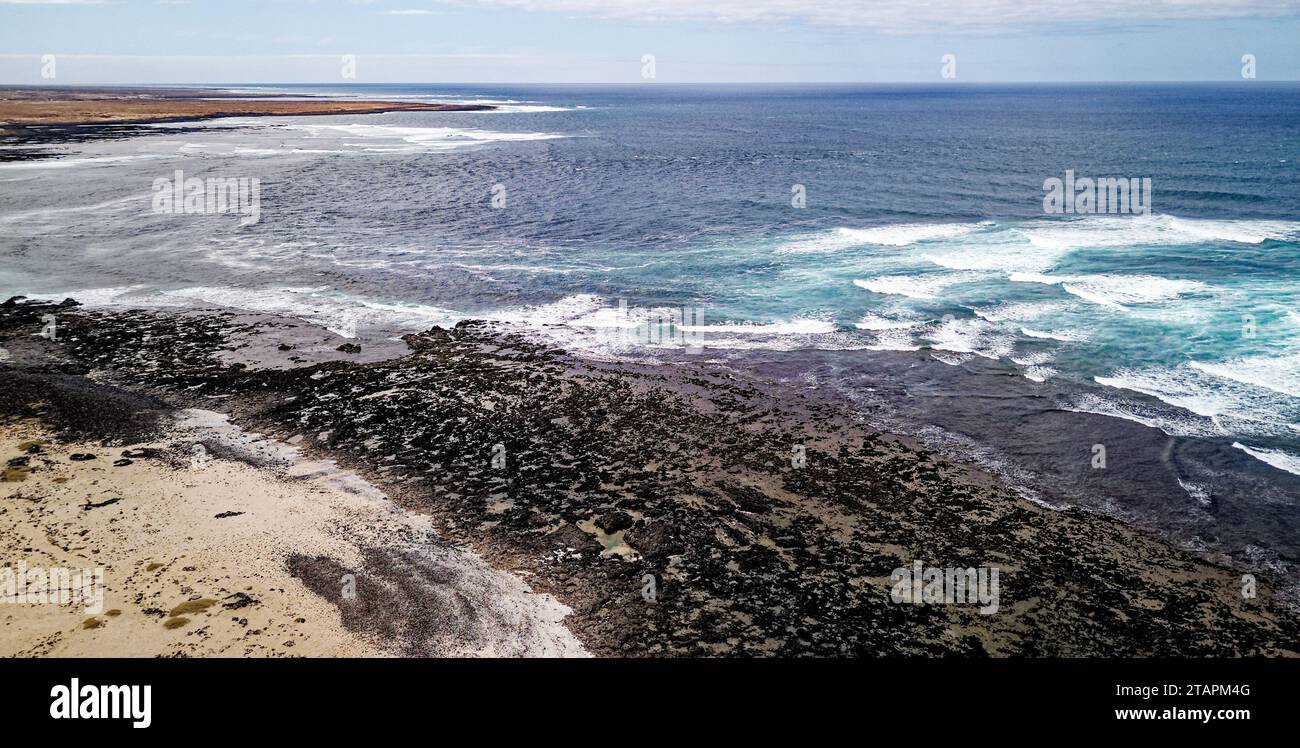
[1,0,1299,84]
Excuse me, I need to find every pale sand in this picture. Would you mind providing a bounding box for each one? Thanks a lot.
[0,410,587,657]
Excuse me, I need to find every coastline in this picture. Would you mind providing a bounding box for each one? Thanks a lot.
[3,297,1296,656]
[0,86,495,161]
[0,86,494,126]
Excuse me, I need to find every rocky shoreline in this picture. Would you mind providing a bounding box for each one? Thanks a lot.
[3,297,1298,656]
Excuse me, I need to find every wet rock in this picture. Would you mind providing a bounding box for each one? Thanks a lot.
[401,328,450,351]
[544,523,603,554]
[723,483,775,514]
[595,509,633,533]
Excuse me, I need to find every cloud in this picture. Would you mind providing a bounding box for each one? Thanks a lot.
[433,0,1300,33]
[380,9,439,14]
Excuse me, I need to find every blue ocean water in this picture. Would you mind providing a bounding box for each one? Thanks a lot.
[2,84,1298,554]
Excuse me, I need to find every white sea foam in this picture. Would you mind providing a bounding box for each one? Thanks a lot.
[451,262,579,276]
[1177,478,1213,505]
[1009,350,1058,380]
[930,351,973,366]
[286,123,566,153]
[1022,366,1057,382]
[1061,391,1221,438]
[0,154,170,171]
[1094,368,1226,419]
[1018,214,1300,250]
[679,318,837,335]
[778,222,984,253]
[486,294,620,329]
[853,272,983,299]
[1232,443,1300,477]
[1190,354,1300,400]
[864,328,920,351]
[159,286,461,338]
[1020,326,1088,342]
[22,285,172,307]
[458,295,859,354]
[487,104,575,113]
[971,300,1069,323]
[1094,364,1299,439]
[159,119,567,157]
[921,240,1065,274]
[923,317,1014,360]
[1009,272,1206,310]
[1165,216,1300,245]
[1010,351,1055,366]
[854,312,921,331]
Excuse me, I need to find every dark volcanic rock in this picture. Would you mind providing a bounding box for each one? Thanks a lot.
[222,592,257,610]
[595,510,634,533]
[624,522,683,561]
[82,497,122,510]
[121,447,160,459]
[3,298,1299,658]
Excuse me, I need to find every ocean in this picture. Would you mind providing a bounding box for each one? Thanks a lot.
[2,83,1298,581]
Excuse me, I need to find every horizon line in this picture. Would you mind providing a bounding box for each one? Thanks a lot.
[5,80,1299,86]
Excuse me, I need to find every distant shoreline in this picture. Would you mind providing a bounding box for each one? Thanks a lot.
[0,85,494,127]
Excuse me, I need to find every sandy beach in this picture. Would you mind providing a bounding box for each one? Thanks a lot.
[0,409,585,658]
[0,300,586,657]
